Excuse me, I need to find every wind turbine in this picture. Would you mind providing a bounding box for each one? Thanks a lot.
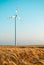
[9,8,23,46]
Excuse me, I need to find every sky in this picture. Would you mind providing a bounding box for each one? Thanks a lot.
[0,0,44,45]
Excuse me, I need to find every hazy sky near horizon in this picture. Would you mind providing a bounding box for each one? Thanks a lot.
[0,0,44,45]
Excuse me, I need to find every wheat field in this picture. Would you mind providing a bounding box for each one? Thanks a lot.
[0,46,44,65]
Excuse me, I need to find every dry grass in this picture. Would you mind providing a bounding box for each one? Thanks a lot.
[0,46,44,65]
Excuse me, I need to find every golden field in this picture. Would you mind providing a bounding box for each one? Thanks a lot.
[0,46,44,65]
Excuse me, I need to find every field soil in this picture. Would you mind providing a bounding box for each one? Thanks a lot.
[0,46,44,65]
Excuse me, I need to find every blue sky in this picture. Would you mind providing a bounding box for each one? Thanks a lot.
[0,0,44,45]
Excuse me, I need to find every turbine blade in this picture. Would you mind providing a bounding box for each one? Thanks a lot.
[9,16,15,18]
[16,7,18,15]
[18,16,24,23]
